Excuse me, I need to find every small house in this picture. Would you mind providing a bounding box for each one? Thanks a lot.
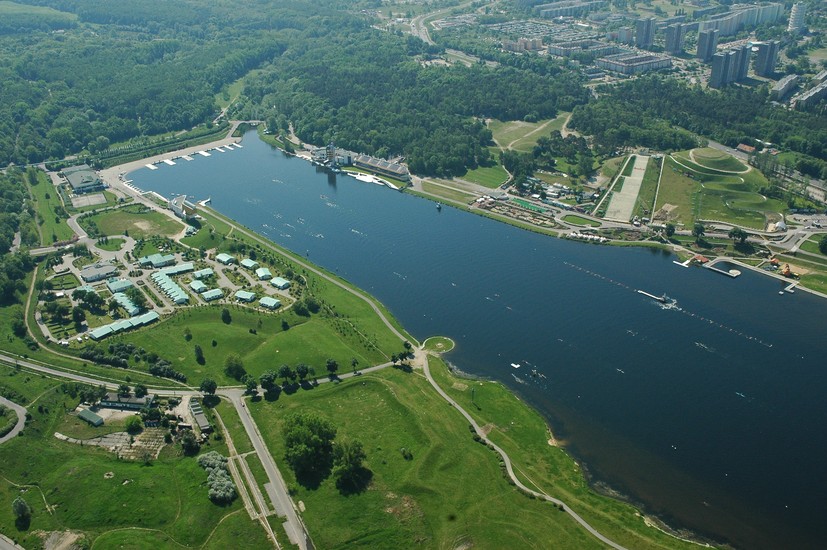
[255,267,272,280]
[202,288,223,301]
[78,409,104,427]
[216,253,236,265]
[240,258,259,270]
[270,277,291,290]
[235,290,256,303]
[189,280,208,293]
[259,297,282,310]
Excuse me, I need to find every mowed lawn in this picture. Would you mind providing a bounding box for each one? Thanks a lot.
[461,163,509,188]
[489,113,569,153]
[81,205,184,239]
[249,366,602,550]
[689,148,748,172]
[118,305,391,385]
[0,364,268,549]
[27,169,75,244]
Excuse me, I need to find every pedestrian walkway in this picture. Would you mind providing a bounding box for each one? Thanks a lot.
[604,155,649,223]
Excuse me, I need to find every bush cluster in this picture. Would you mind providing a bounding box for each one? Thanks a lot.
[197,451,236,504]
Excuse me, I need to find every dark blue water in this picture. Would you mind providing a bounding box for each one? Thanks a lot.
[132,133,827,549]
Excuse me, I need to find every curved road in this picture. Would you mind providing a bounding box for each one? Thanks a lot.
[0,396,27,444]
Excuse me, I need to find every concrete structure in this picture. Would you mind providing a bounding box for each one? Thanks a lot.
[814,70,827,85]
[100,392,156,410]
[138,253,175,269]
[80,263,118,282]
[192,268,214,279]
[169,195,197,220]
[696,29,719,62]
[754,41,779,77]
[255,267,272,280]
[664,24,686,55]
[63,165,104,194]
[502,37,544,52]
[106,278,133,294]
[772,74,800,100]
[78,409,104,427]
[788,2,806,34]
[270,276,291,290]
[710,46,749,88]
[536,0,607,18]
[794,81,827,110]
[352,154,409,182]
[700,3,782,37]
[636,17,655,49]
[547,40,618,59]
[235,290,256,303]
[259,297,282,310]
[240,258,259,270]
[215,253,236,265]
[595,52,671,75]
[201,288,223,302]
[189,280,208,293]
[733,44,751,81]
[617,26,633,44]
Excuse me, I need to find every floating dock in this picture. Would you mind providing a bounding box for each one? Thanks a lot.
[182,155,194,161]
[214,147,225,152]
[197,151,211,157]
[145,164,158,170]
[637,290,666,303]
[704,260,741,278]
[163,159,175,166]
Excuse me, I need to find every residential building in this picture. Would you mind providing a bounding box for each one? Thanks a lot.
[192,268,214,279]
[259,297,282,310]
[202,288,223,301]
[235,290,256,303]
[106,278,133,294]
[255,267,272,280]
[112,292,140,317]
[733,44,751,81]
[771,75,799,100]
[699,3,782,37]
[547,40,618,59]
[189,399,211,433]
[78,409,104,427]
[89,311,159,340]
[536,0,607,18]
[794,82,827,110]
[189,280,208,293]
[696,29,719,62]
[270,277,291,290]
[788,2,806,34]
[215,253,236,265]
[710,51,732,88]
[665,24,686,55]
[595,52,671,75]
[617,27,634,45]
[636,17,655,49]
[240,258,259,270]
[754,41,779,77]
[138,253,176,269]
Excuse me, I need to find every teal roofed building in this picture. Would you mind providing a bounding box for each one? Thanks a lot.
[235,290,255,302]
[259,296,282,310]
[241,258,259,270]
[193,268,214,279]
[78,409,104,427]
[270,276,291,290]
[161,262,193,276]
[139,253,176,269]
[189,280,208,293]
[255,267,272,280]
[216,253,235,265]
[202,288,223,301]
[113,292,141,316]
[106,278,134,294]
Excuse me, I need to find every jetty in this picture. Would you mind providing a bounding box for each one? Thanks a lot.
[163,159,175,166]
[145,164,158,170]
[637,290,666,303]
[197,150,211,157]
[182,155,194,161]
[704,259,741,278]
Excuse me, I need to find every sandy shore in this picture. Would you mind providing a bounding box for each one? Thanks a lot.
[99,121,243,187]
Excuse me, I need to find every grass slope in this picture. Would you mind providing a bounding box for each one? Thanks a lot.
[27,170,75,245]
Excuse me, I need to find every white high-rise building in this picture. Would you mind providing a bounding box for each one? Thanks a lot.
[788,2,807,35]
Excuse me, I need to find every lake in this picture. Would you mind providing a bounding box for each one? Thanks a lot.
[131,132,827,549]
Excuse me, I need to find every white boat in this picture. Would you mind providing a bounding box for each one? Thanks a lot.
[511,363,521,369]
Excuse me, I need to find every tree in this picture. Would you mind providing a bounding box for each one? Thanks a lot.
[221,308,232,324]
[194,344,205,364]
[117,384,130,397]
[326,358,338,375]
[283,412,337,483]
[71,305,86,325]
[277,364,295,386]
[184,327,192,341]
[125,415,143,434]
[181,430,200,455]
[665,223,676,238]
[692,222,705,243]
[200,378,218,395]
[124,287,147,312]
[728,227,748,244]
[134,384,148,398]
[224,354,246,380]
[819,234,827,255]
[12,496,31,521]
[243,374,258,394]
[259,370,277,391]
[350,357,359,373]
[296,363,309,381]
[333,438,369,493]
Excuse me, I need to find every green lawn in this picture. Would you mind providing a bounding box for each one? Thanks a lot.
[633,156,662,219]
[48,272,80,290]
[461,163,509,188]
[80,205,184,239]
[27,169,75,245]
[94,237,125,251]
[799,234,827,256]
[489,113,569,153]
[690,148,748,172]
[249,366,601,549]
[562,214,600,227]
[420,181,476,204]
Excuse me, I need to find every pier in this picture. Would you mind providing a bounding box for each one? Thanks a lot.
[704,259,741,278]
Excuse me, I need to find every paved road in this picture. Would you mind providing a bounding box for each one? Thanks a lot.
[0,534,25,550]
[0,396,26,444]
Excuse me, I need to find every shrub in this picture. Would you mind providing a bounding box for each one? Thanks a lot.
[197,451,236,504]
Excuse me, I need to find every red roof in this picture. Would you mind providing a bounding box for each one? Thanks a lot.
[736,144,756,153]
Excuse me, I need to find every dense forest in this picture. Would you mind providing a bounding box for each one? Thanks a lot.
[570,77,827,177]
[243,27,589,176]
[0,169,37,305]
